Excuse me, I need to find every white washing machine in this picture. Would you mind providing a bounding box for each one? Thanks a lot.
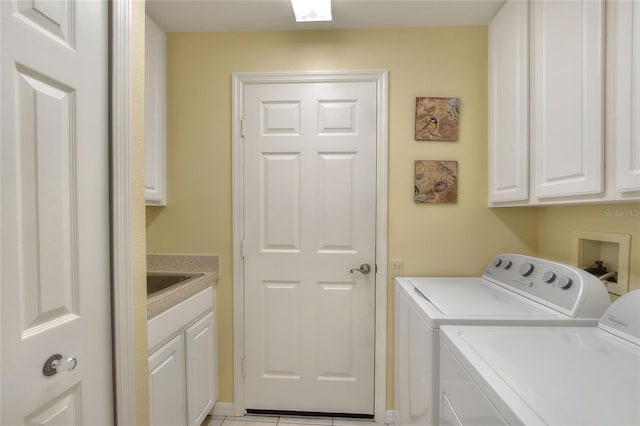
[439,290,640,426]
[394,254,611,426]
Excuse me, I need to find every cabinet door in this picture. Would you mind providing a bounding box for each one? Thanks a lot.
[185,312,216,426]
[488,0,529,203]
[145,15,167,205]
[149,335,187,426]
[531,0,604,198]
[613,0,640,192]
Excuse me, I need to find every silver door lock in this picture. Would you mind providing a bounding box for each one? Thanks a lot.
[43,354,78,376]
[350,263,372,274]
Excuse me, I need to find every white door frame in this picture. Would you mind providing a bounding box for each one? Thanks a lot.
[232,70,388,422]
[111,1,137,425]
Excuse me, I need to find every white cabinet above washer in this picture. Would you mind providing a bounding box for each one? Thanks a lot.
[611,0,640,193]
[530,0,604,199]
[488,0,529,203]
[488,0,640,206]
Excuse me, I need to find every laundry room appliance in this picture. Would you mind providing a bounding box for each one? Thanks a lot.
[394,253,611,426]
[439,290,640,426]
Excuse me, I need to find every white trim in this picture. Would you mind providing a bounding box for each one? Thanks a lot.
[386,410,398,425]
[112,1,136,425]
[231,72,247,417]
[0,2,3,423]
[374,71,389,424]
[231,70,389,421]
[211,402,236,417]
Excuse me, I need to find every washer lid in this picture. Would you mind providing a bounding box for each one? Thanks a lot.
[407,277,562,317]
[441,325,640,426]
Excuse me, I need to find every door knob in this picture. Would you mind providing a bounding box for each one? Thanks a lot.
[350,263,372,275]
[43,354,77,376]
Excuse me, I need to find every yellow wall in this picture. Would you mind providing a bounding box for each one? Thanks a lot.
[145,26,540,408]
[538,203,640,295]
[133,2,150,424]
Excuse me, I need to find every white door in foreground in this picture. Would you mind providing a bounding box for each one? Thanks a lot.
[1,0,113,423]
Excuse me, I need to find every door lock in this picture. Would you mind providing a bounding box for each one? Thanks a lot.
[43,354,78,376]
[350,263,372,275]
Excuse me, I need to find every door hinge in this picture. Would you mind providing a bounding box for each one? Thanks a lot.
[240,118,246,137]
[242,357,246,378]
[375,264,378,273]
[241,240,246,259]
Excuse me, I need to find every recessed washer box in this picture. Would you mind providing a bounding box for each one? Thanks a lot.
[573,230,631,297]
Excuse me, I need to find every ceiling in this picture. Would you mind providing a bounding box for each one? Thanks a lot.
[146,0,506,33]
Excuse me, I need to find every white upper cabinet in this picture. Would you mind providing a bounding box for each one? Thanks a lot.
[145,15,167,206]
[611,0,640,192]
[531,0,604,198]
[488,0,640,206]
[488,0,529,203]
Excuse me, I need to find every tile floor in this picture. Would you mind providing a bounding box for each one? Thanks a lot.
[202,414,387,426]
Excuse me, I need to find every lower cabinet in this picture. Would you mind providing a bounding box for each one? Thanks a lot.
[149,310,216,426]
[149,335,187,426]
[185,312,217,426]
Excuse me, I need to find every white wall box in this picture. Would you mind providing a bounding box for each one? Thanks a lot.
[148,287,217,426]
[488,0,529,203]
[488,0,640,206]
[573,230,631,297]
[145,15,167,206]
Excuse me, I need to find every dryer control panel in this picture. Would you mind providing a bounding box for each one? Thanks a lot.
[483,254,610,318]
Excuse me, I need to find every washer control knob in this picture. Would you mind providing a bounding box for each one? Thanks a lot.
[504,260,512,269]
[493,258,502,267]
[558,276,572,289]
[543,271,556,283]
[519,262,534,277]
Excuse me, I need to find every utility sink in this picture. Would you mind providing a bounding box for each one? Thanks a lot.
[147,272,203,295]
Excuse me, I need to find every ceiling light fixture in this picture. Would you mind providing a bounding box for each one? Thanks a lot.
[291,0,332,22]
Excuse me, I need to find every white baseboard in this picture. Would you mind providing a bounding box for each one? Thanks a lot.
[211,402,235,417]
[385,410,397,425]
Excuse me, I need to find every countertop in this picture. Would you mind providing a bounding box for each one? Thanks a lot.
[147,254,219,319]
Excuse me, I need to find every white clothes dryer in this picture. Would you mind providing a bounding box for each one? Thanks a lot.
[439,290,640,426]
[394,254,611,426]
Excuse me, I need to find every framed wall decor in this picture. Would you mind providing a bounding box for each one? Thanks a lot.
[414,160,458,203]
[415,97,460,141]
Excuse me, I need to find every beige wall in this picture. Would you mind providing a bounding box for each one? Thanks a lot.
[133,1,150,424]
[145,26,540,408]
[538,203,640,295]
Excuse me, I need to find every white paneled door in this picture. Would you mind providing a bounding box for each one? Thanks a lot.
[243,81,377,414]
[1,0,112,424]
